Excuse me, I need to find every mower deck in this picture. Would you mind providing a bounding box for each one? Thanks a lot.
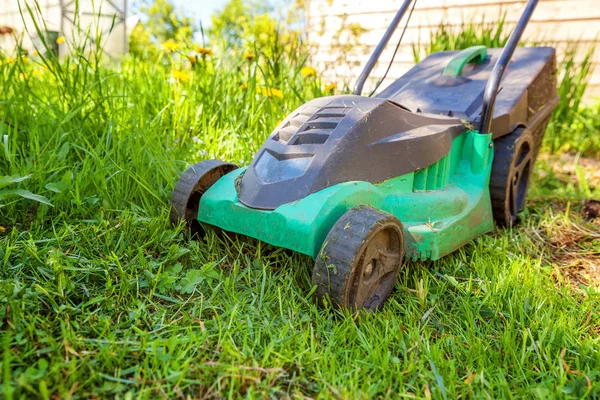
[197,130,494,261]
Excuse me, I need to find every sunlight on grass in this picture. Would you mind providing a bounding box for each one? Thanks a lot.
[0,3,599,399]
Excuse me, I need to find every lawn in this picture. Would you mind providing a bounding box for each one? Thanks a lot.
[1,22,600,399]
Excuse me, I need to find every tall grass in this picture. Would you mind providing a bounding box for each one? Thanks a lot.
[413,15,510,62]
[0,12,328,221]
[546,45,597,155]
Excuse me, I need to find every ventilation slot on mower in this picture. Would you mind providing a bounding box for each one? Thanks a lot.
[291,132,330,145]
[272,106,349,145]
[272,113,308,143]
[314,108,347,118]
[290,117,343,145]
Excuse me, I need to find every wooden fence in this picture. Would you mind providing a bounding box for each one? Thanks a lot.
[306,0,600,102]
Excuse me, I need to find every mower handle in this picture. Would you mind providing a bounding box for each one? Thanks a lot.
[353,0,414,96]
[479,0,539,134]
[442,45,487,77]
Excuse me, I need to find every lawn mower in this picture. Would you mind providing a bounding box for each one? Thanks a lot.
[171,0,558,311]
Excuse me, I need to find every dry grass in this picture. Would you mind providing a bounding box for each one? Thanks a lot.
[544,216,600,290]
[530,154,600,291]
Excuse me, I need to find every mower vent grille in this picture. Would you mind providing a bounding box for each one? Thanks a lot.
[272,105,350,146]
[413,153,451,191]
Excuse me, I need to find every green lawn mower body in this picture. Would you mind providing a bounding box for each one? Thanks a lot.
[172,0,558,310]
[196,45,557,261]
[199,114,493,262]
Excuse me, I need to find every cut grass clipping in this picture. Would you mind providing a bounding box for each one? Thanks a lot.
[1,3,600,399]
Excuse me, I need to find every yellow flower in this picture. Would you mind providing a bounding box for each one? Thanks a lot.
[324,83,337,92]
[21,56,29,64]
[301,66,317,78]
[188,55,197,65]
[171,69,191,82]
[32,69,43,77]
[243,52,256,61]
[19,72,26,80]
[259,87,283,99]
[5,57,14,64]
[239,83,249,90]
[195,47,213,57]
[0,226,6,233]
[163,39,180,53]
[33,50,39,56]
[56,36,66,44]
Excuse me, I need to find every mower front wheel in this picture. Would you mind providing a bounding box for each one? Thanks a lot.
[170,160,238,237]
[312,206,405,312]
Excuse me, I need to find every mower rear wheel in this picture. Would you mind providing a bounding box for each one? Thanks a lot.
[312,206,405,311]
[490,127,536,227]
[170,160,238,237]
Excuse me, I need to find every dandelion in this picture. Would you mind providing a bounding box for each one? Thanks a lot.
[270,88,283,98]
[188,55,197,65]
[301,66,317,78]
[243,52,256,61]
[21,56,29,64]
[56,36,65,44]
[33,50,39,56]
[195,47,214,57]
[259,87,283,99]
[171,69,191,82]
[324,83,337,92]
[32,70,43,77]
[163,39,180,53]
[239,83,249,90]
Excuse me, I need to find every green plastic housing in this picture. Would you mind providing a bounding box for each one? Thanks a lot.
[197,130,495,261]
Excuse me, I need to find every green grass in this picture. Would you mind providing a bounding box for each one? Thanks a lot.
[1,18,600,400]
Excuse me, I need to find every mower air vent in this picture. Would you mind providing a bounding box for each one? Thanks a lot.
[289,107,348,146]
[271,105,349,146]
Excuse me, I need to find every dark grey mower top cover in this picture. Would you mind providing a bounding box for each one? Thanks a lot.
[377,47,557,137]
[238,47,557,210]
[238,95,465,210]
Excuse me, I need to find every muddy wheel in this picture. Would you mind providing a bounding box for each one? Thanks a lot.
[312,206,405,311]
[490,127,536,227]
[170,160,238,237]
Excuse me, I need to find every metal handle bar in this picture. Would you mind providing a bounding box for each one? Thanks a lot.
[479,0,539,134]
[353,0,414,95]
